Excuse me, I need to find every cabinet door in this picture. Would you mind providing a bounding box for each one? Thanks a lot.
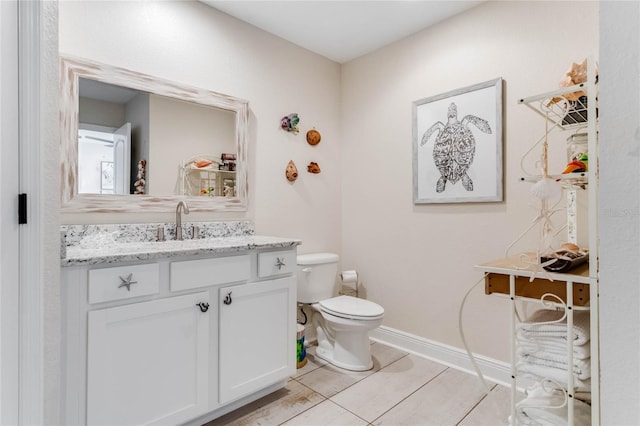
[219,276,296,404]
[87,292,210,426]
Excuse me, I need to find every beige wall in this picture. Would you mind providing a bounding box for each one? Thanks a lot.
[59,1,343,256]
[148,94,235,195]
[59,1,600,363]
[340,1,598,362]
[79,97,125,128]
[48,1,640,423]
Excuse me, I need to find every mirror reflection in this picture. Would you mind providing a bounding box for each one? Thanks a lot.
[78,124,131,194]
[60,55,249,213]
[78,78,236,196]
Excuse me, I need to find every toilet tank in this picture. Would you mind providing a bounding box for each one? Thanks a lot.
[296,253,339,303]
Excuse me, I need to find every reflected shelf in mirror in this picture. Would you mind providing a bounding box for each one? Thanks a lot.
[178,154,237,198]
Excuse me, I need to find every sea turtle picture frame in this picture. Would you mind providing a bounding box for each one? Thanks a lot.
[413,78,503,204]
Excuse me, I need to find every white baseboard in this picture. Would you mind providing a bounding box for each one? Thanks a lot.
[370,325,516,389]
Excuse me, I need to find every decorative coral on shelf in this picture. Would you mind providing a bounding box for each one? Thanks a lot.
[559,59,588,93]
[562,155,588,174]
[550,58,597,105]
[194,159,213,168]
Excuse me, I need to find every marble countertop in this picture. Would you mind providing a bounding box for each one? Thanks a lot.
[62,235,302,267]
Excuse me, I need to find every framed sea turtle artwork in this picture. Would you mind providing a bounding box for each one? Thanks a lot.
[413,78,503,204]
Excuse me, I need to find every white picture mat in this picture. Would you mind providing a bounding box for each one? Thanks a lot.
[413,78,503,204]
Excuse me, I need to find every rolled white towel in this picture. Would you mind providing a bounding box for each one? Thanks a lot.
[517,335,591,360]
[517,310,590,346]
[517,383,591,426]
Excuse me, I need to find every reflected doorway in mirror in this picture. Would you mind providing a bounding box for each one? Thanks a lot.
[78,123,131,195]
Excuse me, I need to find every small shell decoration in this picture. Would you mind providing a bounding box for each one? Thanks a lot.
[306,129,321,146]
[133,159,146,195]
[307,162,321,174]
[286,160,299,182]
[530,177,562,201]
[281,113,300,134]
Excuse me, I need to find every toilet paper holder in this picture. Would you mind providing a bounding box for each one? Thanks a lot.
[340,270,359,298]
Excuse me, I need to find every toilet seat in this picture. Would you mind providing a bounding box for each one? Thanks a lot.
[319,295,384,321]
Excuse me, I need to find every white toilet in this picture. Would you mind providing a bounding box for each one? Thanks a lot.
[297,253,384,371]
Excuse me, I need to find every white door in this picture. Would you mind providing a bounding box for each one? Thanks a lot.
[0,0,20,423]
[87,292,210,426]
[113,122,131,194]
[219,277,296,404]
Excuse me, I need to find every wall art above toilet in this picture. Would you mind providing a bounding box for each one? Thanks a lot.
[413,78,503,204]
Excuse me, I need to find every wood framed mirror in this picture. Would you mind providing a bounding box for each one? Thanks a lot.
[60,55,249,213]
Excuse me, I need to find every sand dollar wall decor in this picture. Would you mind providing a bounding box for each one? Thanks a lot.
[306,128,321,146]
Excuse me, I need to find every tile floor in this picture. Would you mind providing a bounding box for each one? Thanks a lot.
[206,341,512,425]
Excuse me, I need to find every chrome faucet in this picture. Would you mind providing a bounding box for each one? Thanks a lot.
[176,200,190,240]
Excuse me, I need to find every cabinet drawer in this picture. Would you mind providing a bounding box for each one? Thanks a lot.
[171,254,250,292]
[485,273,591,306]
[258,250,296,278]
[88,263,159,304]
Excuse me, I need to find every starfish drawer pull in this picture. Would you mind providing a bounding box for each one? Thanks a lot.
[118,273,138,291]
[275,257,286,270]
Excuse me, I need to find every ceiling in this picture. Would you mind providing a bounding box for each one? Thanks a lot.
[201,1,484,63]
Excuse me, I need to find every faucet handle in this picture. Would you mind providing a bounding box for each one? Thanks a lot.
[157,226,165,242]
[192,225,199,239]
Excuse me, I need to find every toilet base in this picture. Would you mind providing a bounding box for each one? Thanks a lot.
[313,313,380,371]
[307,299,383,372]
[315,342,373,371]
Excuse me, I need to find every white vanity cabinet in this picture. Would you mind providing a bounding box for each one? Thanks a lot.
[61,246,297,426]
[86,292,211,426]
[219,276,296,403]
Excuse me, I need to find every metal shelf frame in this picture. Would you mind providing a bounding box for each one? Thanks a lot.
[482,57,599,425]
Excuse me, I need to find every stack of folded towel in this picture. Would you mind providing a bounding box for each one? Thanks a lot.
[515,382,591,426]
[515,309,592,424]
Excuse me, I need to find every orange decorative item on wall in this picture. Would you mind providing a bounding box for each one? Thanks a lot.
[307,162,321,174]
[306,129,321,146]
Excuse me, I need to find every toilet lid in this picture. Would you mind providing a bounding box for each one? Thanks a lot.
[319,295,384,320]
